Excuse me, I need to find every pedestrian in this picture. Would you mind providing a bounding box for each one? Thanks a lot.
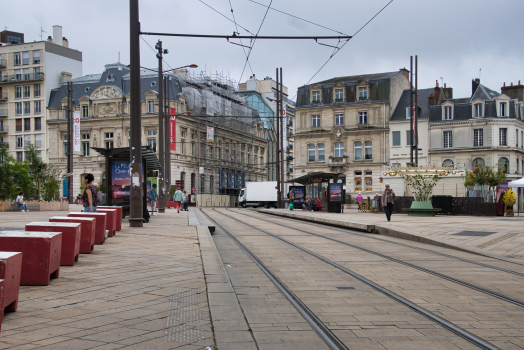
[173,187,184,213]
[288,188,295,210]
[15,192,29,212]
[81,173,98,212]
[148,184,158,216]
[315,197,322,211]
[302,197,310,210]
[356,192,363,210]
[182,191,189,211]
[381,184,396,222]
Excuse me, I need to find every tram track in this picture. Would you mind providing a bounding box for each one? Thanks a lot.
[201,208,499,350]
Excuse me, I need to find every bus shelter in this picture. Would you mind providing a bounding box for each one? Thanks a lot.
[93,147,162,217]
[292,172,344,213]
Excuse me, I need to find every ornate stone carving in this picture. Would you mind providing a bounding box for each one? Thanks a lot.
[93,134,97,147]
[117,133,121,147]
[99,103,117,114]
[91,86,122,100]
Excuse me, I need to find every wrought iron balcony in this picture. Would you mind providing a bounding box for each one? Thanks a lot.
[0,72,45,84]
[328,156,349,166]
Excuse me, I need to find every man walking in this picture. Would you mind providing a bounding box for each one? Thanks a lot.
[288,188,295,210]
[148,184,158,215]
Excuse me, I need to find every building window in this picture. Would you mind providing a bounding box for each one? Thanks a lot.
[335,89,343,102]
[442,159,454,167]
[406,130,412,146]
[82,105,89,118]
[358,111,367,125]
[312,91,320,104]
[34,117,41,131]
[200,175,205,193]
[24,135,31,147]
[23,68,30,80]
[148,100,155,113]
[364,141,372,160]
[16,119,22,132]
[474,104,482,118]
[308,144,315,162]
[147,138,156,150]
[147,130,157,136]
[358,87,367,100]
[210,175,214,193]
[335,113,344,126]
[35,134,42,147]
[406,106,412,120]
[318,143,325,162]
[498,157,509,173]
[443,131,452,148]
[312,114,320,128]
[354,141,362,160]
[82,142,90,156]
[16,152,23,162]
[472,158,485,169]
[15,69,21,80]
[499,128,507,146]
[34,67,41,79]
[24,118,31,131]
[181,140,185,155]
[16,136,23,148]
[82,134,90,140]
[444,106,452,120]
[335,142,344,158]
[23,102,30,114]
[474,129,483,147]
[34,84,41,97]
[34,101,41,114]
[105,140,114,149]
[499,102,507,117]
[517,129,519,148]
[392,131,401,146]
[191,143,195,156]
[33,50,40,64]
[14,52,21,65]
[15,86,22,99]
[63,143,68,157]
[23,85,30,98]
[22,52,29,65]
[105,132,114,139]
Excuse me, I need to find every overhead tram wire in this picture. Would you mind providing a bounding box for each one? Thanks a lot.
[197,0,255,35]
[290,0,394,101]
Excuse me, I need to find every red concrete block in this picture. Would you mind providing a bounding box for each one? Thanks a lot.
[0,232,61,286]
[0,279,4,334]
[26,222,81,266]
[0,252,22,315]
[49,216,95,254]
[97,206,122,231]
[95,209,117,237]
[166,201,175,208]
[67,213,107,244]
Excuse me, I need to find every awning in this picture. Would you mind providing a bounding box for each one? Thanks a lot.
[292,172,342,185]
[508,177,524,188]
[92,147,162,171]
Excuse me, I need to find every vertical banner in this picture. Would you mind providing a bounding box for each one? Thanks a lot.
[413,94,419,145]
[73,111,81,152]
[282,108,287,149]
[170,107,176,151]
[206,126,214,142]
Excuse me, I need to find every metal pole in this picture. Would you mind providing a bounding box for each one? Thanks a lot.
[275,68,281,208]
[156,40,166,213]
[165,76,171,196]
[279,68,284,204]
[67,82,73,204]
[129,0,143,227]
[415,55,419,167]
[409,56,413,166]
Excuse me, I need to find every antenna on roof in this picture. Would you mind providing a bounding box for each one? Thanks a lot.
[40,20,46,41]
[479,68,481,80]
[118,51,120,63]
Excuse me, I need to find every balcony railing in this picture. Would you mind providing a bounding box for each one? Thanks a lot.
[287,168,293,173]
[287,144,293,150]
[0,142,8,148]
[0,72,45,84]
[0,124,8,133]
[0,108,7,117]
[0,59,6,68]
[328,156,349,166]
[0,92,7,100]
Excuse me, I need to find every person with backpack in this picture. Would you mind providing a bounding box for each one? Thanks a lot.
[148,184,158,216]
[81,173,98,212]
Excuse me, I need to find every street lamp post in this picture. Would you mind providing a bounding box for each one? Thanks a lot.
[156,40,168,214]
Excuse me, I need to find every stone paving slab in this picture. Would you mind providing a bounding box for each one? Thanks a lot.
[259,208,524,263]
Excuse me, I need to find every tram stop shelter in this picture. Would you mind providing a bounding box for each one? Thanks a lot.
[93,146,162,217]
[292,172,345,213]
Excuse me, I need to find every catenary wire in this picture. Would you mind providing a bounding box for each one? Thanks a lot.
[197,0,254,35]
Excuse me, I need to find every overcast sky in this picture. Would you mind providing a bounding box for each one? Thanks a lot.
[4,0,524,100]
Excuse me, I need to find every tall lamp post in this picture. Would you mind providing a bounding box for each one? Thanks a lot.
[155,40,168,214]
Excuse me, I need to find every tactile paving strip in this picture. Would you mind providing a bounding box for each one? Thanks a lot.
[165,287,205,343]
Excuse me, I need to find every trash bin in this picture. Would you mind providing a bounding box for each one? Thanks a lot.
[344,194,351,204]
[431,195,452,215]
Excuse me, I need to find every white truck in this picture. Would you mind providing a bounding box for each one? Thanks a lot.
[239,181,282,208]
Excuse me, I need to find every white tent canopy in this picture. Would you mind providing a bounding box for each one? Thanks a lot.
[508,178,524,188]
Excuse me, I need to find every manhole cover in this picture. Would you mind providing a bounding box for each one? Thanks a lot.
[453,231,496,237]
[336,287,355,290]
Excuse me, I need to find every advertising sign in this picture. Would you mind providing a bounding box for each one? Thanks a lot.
[329,183,343,203]
[290,186,304,205]
[206,126,214,142]
[170,107,176,151]
[355,177,362,192]
[111,160,131,205]
[365,177,373,192]
[73,111,80,152]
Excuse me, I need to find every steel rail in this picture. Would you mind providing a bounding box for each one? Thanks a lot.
[208,208,498,350]
[231,209,524,307]
[199,209,348,350]
[254,209,524,277]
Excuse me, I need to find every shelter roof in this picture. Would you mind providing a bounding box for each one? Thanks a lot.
[292,172,342,184]
[92,146,162,171]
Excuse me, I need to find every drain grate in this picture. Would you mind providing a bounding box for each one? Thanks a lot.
[165,287,204,343]
[336,287,355,290]
[453,231,496,237]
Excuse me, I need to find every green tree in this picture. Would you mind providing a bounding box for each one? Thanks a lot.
[0,145,17,200]
[24,143,47,199]
[41,166,61,201]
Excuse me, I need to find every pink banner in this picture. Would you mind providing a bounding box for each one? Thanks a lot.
[170,107,176,151]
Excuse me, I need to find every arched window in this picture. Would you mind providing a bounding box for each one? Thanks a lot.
[498,157,509,174]
[442,159,454,167]
[472,158,485,169]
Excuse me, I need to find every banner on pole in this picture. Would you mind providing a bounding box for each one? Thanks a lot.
[206,126,214,142]
[170,107,176,151]
[73,111,80,152]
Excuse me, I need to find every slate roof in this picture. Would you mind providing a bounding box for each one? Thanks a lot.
[314,71,401,85]
[471,84,500,101]
[390,88,435,121]
[48,63,184,108]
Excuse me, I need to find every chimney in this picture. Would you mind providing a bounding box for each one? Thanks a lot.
[501,80,524,102]
[428,82,442,107]
[442,86,453,100]
[52,25,62,45]
[472,78,480,97]
[60,71,72,82]
[47,35,53,43]
[62,37,69,48]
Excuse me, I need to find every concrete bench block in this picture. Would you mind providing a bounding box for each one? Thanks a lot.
[26,222,81,266]
[67,213,107,245]
[0,252,22,314]
[0,279,3,333]
[49,217,95,254]
[0,232,61,286]
[97,206,122,231]
[95,209,117,237]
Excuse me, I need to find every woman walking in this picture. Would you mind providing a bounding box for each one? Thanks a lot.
[82,173,98,212]
[173,187,184,213]
[381,184,396,222]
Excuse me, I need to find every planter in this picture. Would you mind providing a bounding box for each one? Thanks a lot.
[403,200,441,217]
[506,209,514,217]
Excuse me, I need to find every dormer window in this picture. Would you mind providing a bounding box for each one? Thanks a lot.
[444,106,452,120]
[475,104,482,118]
[358,87,368,101]
[406,106,412,120]
[312,91,320,104]
[335,89,343,102]
[499,102,507,117]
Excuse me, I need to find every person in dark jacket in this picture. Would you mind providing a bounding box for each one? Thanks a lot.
[381,184,396,221]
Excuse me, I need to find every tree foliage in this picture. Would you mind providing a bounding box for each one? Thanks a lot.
[464,166,507,187]
[24,143,47,199]
[399,173,441,201]
[0,145,33,200]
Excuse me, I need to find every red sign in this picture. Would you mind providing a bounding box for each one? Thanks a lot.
[170,107,176,151]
